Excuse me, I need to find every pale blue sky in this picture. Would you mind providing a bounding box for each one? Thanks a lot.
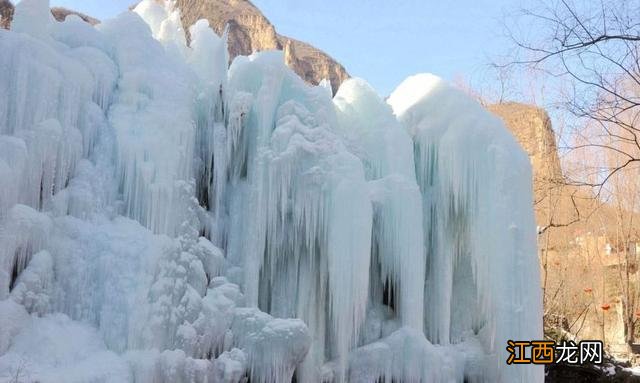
[46,0,527,96]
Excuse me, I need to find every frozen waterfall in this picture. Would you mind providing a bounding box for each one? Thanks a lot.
[0,0,542,382]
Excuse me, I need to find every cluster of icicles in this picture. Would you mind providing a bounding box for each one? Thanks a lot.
[0,0,543,382]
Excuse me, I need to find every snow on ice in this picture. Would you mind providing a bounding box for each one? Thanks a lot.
[0,0,542,382]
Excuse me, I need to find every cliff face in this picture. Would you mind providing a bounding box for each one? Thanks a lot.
[174,0,349,94]
[488,102,577,240]
[488,102,563,184]
[0,0,13,29]
[51,7,99,25]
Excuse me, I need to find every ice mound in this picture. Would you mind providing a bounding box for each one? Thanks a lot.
[0,0,542,382]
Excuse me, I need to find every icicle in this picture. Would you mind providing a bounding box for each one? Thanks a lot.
[101,11,197,236]
[9,250,53,315]
[214,348,247,383]
[188,18,230,246]
[0,136,27,218]
[0,6,542,382]
[334,79,426,331]
[11,0,52,41]
[0,299,30,355]
[388,73,543,382]
[324,151,373,382]
[231,308,311,383]
[0,205,51,299]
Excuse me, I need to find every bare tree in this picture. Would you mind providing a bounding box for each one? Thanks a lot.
[607,154,640,344]
[506,0,640,192]
[506,0,640,347]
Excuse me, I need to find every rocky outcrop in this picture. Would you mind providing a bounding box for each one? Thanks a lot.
[0,1,98,29]
[174,0,349,94]
[488,102,579,241]
[51,7,99,25]
[488,102,563,183]
[0,0,13,29]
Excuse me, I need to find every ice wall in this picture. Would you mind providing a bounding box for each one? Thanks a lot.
[0,1,542,382]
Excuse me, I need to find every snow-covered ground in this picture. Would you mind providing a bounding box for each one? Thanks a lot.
[0,0,543,382]
[623,364,640,377]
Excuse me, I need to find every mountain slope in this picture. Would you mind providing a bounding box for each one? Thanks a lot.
[174,0,349,94]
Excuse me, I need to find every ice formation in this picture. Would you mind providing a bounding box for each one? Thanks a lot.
[0,0,543,382]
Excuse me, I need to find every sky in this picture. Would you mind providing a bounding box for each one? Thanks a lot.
[46,0,528,96]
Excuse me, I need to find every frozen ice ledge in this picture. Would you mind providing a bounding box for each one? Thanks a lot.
[0,0,543,382]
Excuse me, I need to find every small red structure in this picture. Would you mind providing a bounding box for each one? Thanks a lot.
[601,303,611,311]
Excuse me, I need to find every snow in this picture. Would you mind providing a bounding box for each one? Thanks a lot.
[214,348,248,383]
[0,314,131,383]
[626,366,640,376]
[0,1,542,382]
[388,74,543,382]
[0,300,29,355]
[10,0,54,41]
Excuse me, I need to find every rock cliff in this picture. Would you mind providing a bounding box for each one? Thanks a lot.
[488,102,563,183]
[174,0,349,94]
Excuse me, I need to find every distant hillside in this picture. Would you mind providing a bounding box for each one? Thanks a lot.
[174,0,349,94]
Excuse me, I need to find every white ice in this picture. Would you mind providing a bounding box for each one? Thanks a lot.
[0,1,542,382]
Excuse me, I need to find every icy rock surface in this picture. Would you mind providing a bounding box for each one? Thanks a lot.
[0,1,542,382]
